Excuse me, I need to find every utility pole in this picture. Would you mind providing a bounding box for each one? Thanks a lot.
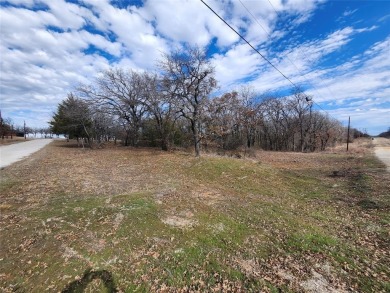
[347,116,350,151]
[24,120,26,140]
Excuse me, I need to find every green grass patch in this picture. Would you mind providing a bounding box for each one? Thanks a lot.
[0,177,18,193]
[285,232,338,254]
[1,145,389,292]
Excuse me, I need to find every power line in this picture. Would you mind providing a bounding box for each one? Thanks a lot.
[239,0,332,114]
[202,0,336,120]
[265,0,338,103]
[238,0,271,36]
[200,0,300,90]
[239,0,314,86]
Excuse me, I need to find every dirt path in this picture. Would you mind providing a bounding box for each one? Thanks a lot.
[372,137,390,172]
[0,139,53,168]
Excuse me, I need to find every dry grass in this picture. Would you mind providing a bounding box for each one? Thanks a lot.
[0,137,29,146]
[0,139,389,292]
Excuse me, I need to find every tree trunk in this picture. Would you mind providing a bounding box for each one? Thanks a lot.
[191,120,200,157]
[132,130,139,147]
[194,135,200,157]
[157,121,170,151]
[124,131,129,146]
[161,138,169,151]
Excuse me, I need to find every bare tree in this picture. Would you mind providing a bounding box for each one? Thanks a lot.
[237,86,262,149]
[140,72,177,151]
[205,91,241,150]
[91,107,117,144]
[79,68,147,146]
[159,46,217,156]
[260,97,290,150]
[288,89,312,152]
[0,114,14,139]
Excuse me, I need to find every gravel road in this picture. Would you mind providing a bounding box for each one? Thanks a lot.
[373,137,390,172]
[0,139,53,168]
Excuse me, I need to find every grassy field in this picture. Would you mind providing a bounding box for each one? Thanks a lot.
[0,139,389,292]
[0,137,30,146]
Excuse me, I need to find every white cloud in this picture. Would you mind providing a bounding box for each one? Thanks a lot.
[82,0,170,69]
[208,21,389,134]
[143,0,211,46]
[0,0,388,135]
[0,6,58,33]
[212,43,266,89]
[310,36,390,102]
[43,0,87,30]
[343,8,358,17]
[1,0,36,7]
[329,107,389,135]
[212,25,360,93]
[137,0,239,49]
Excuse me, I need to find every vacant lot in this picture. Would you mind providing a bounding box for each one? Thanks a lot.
[0,139,389,292]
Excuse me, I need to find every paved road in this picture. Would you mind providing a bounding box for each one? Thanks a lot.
[0,139,53,168]
[373,137,390,172]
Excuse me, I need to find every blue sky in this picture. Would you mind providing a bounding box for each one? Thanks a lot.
[0,0,389,135]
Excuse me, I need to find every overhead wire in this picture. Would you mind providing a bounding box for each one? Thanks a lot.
[240,0,332,116]
[200,0,300,90]
[200,0,337,120]
[239,0,325,99]
[265,0,339,109]
[238,0,270,37]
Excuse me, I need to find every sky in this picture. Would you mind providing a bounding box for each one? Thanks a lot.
[0,0,389,135]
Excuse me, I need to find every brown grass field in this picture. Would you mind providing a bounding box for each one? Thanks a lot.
[0,137,30,146]
[0,138,389,292]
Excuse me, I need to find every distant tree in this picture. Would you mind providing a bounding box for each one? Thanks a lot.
[79,68,147,147]
[378,127,390,138]
[288,89,313,152]
[90,107,115,143]
[260,96,292,151]
[38,127,52,138]
[352,128,370,139]
[0,112,14,139]
[205,91,241,150]
[32,127,40,138]
[159,46,217,156]
[140,72,177,151]
[238,86,263,149]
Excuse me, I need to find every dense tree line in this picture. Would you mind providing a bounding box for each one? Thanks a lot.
[0,112,14,139]
[1,112,52,139]
[378,128,390,138]
[50,46,344,155]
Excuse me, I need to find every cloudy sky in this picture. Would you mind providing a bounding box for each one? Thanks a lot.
[0,0,389,134]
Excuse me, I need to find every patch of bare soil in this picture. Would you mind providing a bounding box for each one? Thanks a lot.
[1,139,389,292]
[300,269,346,293]
[234,255,350,293]
[113,212,124,231]
[191,187,223,206]
[161,211,197,229]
